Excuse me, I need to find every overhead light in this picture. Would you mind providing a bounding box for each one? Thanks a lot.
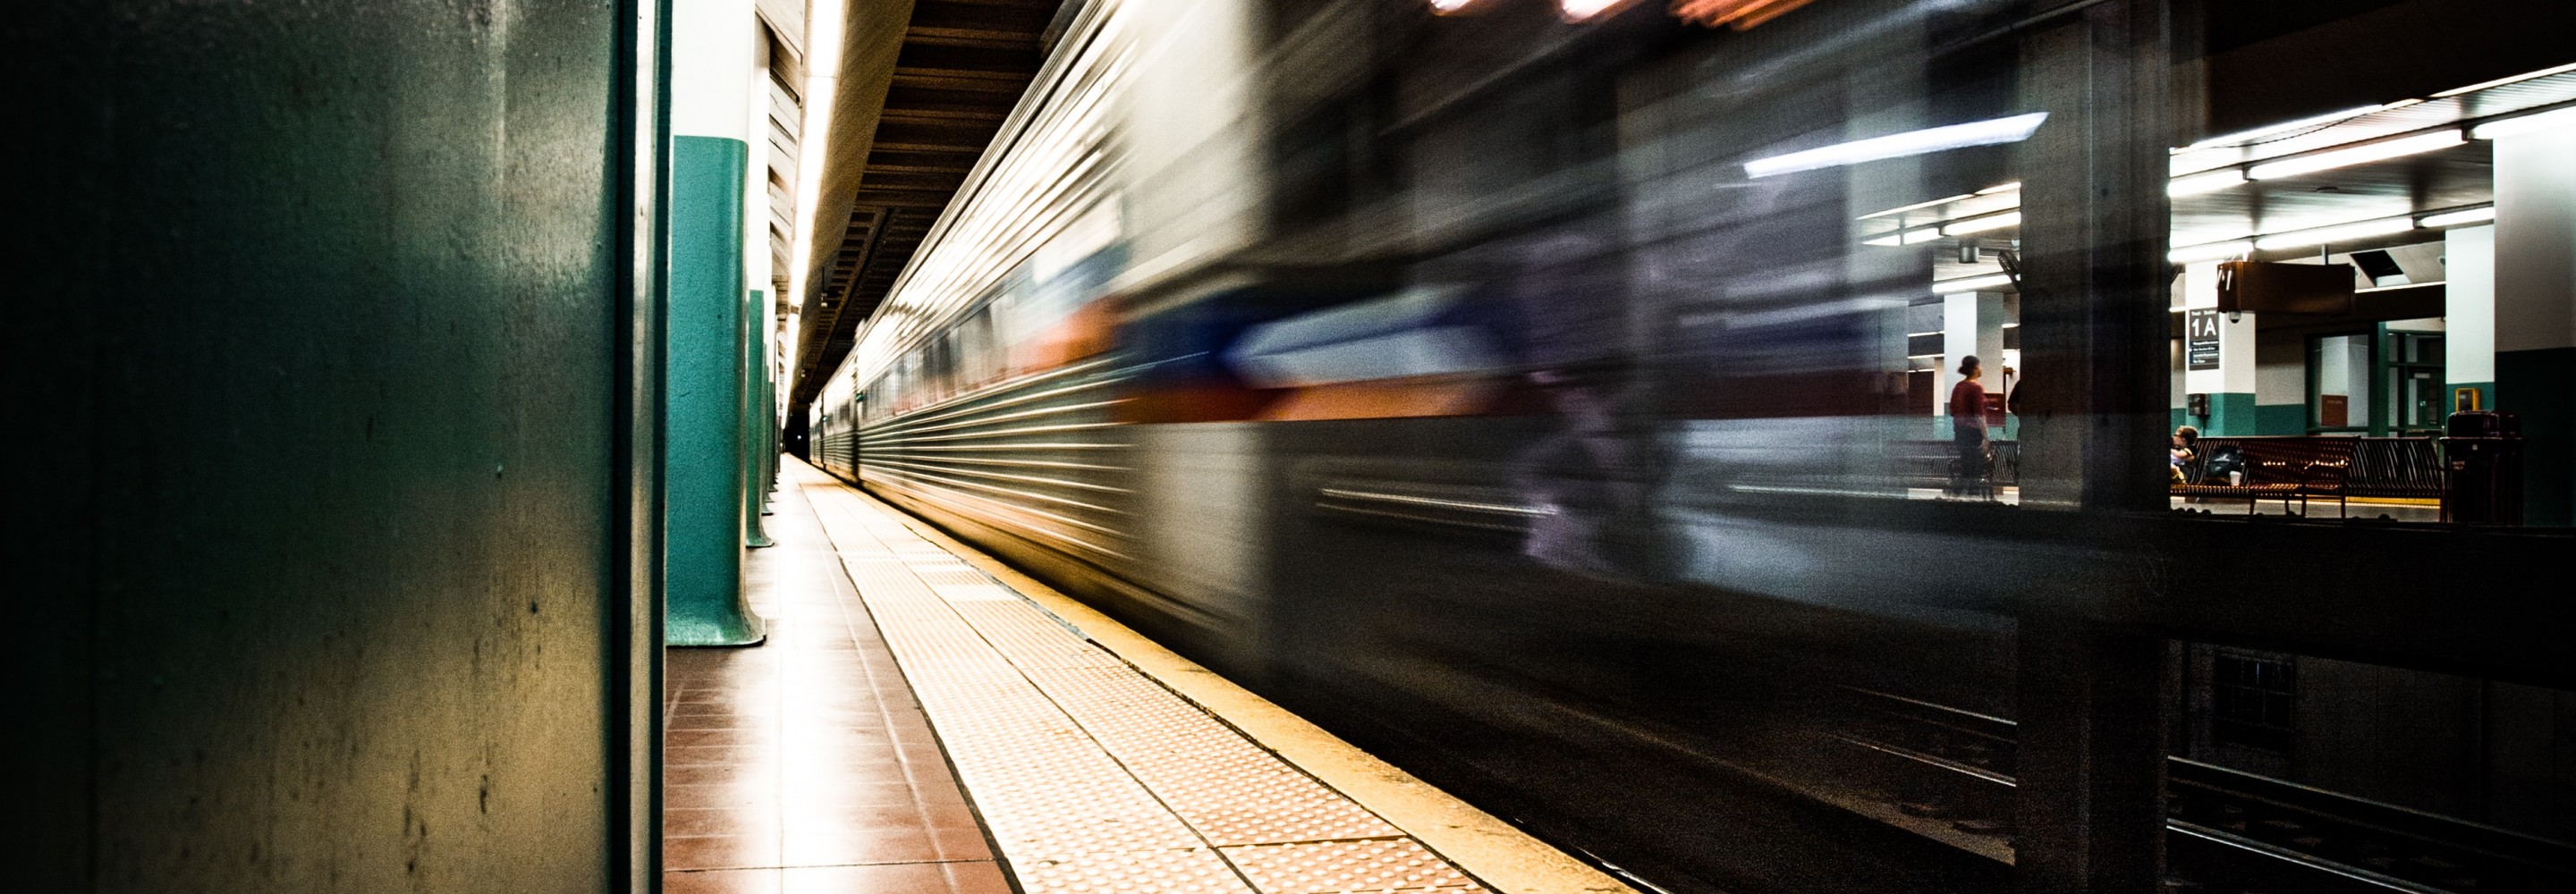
[2419,206,2496,228]
[2167,169,2246,197]
[2244,130,2462,180]
[2432,62,2576,97]
[1428,0,1478,11]
[1858,193,1974,221]
[2252,217,2415,250]
[1558,0,1629,21]
[2187,105,2382,149]
[2168,240,2251,263]
[1941,211,2021,236]
[1976,181,2021,195]
[1934,274,2013,295]
[1746,112,2048,179]
[784,0,848,317]
[2470,105,2576,140]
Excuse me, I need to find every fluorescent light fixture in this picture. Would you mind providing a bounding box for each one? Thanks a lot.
[1865,226,1942,246]
[1941,211,2021,236]
[2168,240,2251,263]
[2188,105,2382,148]
[1429,0,1477,11]
[2432,62,2576,97]
[2471,106,2576,140]
[1934,274,2013,295]
[2252,216,2414,250]
[2167,169,2245,197]
[1745,112,2047,179]
[2418,206,2496,228]
[2245,130,2462,180]
[1558,0,1628,20]
[784,0,848,316]
[1858,193,1974,220]
[1976,181,2021,195]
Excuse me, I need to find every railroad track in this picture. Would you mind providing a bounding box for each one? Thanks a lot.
[1819,687,2576,894]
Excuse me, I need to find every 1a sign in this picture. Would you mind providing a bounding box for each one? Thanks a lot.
[2186,308,2222,371]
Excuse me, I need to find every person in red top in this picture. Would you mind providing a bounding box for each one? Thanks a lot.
[1948,355,1990,497]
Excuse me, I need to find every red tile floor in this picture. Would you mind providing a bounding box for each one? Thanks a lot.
[661,479,1010,894]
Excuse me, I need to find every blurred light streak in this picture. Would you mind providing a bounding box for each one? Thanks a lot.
[1744,113,2046,178]
[1558,0,1631,21]
[2167,169,2245,197]
[1674,0,1819,30]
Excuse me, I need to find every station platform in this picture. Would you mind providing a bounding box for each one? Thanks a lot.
[664,459,1634,894]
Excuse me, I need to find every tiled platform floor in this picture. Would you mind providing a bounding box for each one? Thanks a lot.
[662,473,1009,894]
[792,461,1493,894]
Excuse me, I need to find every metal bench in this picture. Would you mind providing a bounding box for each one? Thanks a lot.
[2172,437,2357,517]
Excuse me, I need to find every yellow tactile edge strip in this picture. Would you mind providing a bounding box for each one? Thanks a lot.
[841,483,1640,894]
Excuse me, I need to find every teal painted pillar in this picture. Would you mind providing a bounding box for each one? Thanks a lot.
[759,331,780,516]
[665,135,763,645]
[742,288,775,547]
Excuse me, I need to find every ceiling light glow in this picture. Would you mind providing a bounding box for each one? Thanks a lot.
[2244,130,2462,180]
[2470,106,2576,140]
[2419,207,2496,228]
[1745,112,2048,179]
[1934,274,2013,295]
[2251,217,2415,250]
[2168,240,2251,263]
[1941,212,2021,236]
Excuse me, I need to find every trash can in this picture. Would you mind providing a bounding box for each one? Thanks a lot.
[2440,410,2522,525]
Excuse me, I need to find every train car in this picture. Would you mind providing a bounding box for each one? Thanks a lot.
[809,1,2576,891]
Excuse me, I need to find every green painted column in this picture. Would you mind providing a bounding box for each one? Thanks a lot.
[665,135,763,645]
[742,288,775,547]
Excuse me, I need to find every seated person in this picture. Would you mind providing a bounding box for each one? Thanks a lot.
[2169,425,2200,482]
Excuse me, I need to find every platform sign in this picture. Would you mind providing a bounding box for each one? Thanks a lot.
[2186,308,2222,370]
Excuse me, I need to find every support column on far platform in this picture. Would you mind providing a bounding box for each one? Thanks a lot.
[1944,291,2006,436]
[2491,119,2576,526]
[2180,261,2256,435]
[665,0,763,645]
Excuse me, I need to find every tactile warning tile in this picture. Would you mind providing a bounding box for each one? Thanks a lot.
[1014,848,1256,894]
[1220,839,1487,893]
[792,468,1489,894]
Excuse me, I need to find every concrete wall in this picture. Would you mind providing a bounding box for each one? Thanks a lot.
[12,2,654,891]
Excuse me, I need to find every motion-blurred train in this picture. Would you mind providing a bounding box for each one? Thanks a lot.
[806,1,2576,891]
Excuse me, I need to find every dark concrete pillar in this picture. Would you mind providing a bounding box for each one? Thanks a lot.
[2011,0,2174,515]
[10,1,665,890]
[2014,617,2173,894]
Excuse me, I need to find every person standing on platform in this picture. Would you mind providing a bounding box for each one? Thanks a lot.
[1949,355,1991,497]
